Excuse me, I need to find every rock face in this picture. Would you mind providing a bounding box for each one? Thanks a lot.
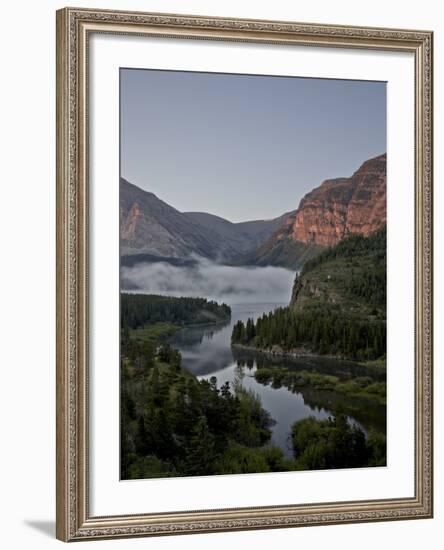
[184,211,289,255]
[120,153,386,268]
[249,153,386,268]
[280,153,386,248]
[120,178,288,263]
[120,178,219,260]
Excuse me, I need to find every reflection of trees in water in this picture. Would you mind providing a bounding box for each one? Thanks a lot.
[233,363,245,393]
[180,347,235,376]
[170,320,230,348]
[236,358,255,370]
[232,347,386,383]
[233,346,386,436]
[290,386,385,435]
[170,319,385,439]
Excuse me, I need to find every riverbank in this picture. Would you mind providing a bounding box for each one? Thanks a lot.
[131,318,231,344]
[122,299,386,475]
[122,330,385,479]
[130,322,180,343]
[232,342,386,368]
[232,341,339,359]
[253,365,386,406]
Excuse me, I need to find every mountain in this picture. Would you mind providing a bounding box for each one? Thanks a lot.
[121,153,385,268]
[120,178,220,260]
[241,234,322,269]
[286,153,387,247]
[247,153,386,268]
[184,211,290,255]
[120,178,287,263]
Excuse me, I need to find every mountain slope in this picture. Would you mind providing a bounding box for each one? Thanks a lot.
[247,153,386,268]
[184,211,290,255]
[244,233,322,269]
[287,153,386,247]
[121,153,386,268]
[120,178,288,263]
[120,178,223,260]
[291,225,386,317]
[232,226,387,361]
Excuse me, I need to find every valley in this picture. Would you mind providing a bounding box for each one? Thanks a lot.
[120,152,387,478]
[120,153,386,270]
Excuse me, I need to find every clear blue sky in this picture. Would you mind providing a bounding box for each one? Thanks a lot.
[121,68,386,223]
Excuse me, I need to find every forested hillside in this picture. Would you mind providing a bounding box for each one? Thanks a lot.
[232,227,386,361]
[121,293,231,329]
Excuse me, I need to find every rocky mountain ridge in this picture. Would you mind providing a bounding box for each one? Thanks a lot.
[120,153,386,268]
[120,178,287,263]
[287,153,386,247]
[248,153,386,267]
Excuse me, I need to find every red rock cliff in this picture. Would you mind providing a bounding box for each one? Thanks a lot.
[281,153,386,247]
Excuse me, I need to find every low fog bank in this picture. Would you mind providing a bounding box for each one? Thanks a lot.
[121,257,296,305]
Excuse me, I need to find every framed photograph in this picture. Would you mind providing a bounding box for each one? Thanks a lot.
[56,7,433,542]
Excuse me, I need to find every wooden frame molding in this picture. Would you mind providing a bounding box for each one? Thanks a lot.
[56,7,433,542]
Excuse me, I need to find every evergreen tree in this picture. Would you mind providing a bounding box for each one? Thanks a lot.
[184,416,216,475]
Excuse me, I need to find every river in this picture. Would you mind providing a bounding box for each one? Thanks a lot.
[169,302,386,458]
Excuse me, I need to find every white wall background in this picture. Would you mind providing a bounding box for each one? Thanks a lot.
[0,0,441,548]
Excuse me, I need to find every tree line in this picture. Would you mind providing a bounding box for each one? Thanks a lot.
[232,227,386,361]
[292,414,386,470]
[121,330,277,478]
[301,226,386,275]
[121,293,231,329]
[119,293,288,479]
[232,305,385,360]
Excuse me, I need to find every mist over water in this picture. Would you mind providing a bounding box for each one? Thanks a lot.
[121,257,384,456]
[121,257,296,304]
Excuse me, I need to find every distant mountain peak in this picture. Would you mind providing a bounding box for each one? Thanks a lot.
[245,153,387,268]
[120,153,386,269]
[279,153,386,247]
[120,178,287,264]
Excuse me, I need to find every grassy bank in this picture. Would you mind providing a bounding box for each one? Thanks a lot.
[130,322,180,343]
[254,366,386,406]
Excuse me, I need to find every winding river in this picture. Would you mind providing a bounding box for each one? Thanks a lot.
[170,302,386,458]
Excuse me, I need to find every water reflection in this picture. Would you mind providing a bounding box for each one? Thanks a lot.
[169,303,385,458]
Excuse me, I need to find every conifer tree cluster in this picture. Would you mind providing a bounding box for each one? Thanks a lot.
[232,228,387,361]
[121,293,231,329]
[121,327,277,479]
[232,306,385,360]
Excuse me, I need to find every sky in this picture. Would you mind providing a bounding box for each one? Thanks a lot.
[121,68,386,223]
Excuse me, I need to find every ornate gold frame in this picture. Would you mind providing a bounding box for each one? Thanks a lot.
[56,7,433,542]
